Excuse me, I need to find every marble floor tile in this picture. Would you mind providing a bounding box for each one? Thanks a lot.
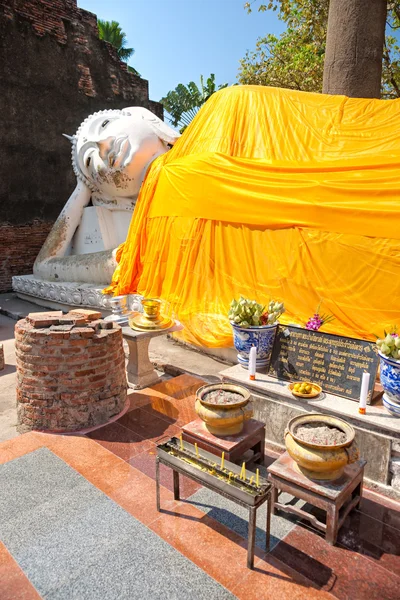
[0,542,41,600]
[151,373,206,400]
[272,524,400,599]
[0,432,44,465]
[117,407,181,442]
[336,509,400,576]
[149,500,329,599]
[357,494,400,531]
[128,446,202,499]
[86,422,154,462]
[141,394,198,426]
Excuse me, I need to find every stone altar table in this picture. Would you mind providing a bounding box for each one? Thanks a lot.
[267,452,366,545]
[121,321,182,389]
[182,418,265,465]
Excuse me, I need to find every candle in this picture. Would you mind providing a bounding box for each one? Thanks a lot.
[249,346,256,381]
[256,469,259,487]
[179,434,183,450]
[221,451,225,470]
[359,372,370,415]
[195,443,199,457]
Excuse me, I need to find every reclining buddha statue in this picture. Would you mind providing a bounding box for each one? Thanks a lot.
[13,107,179,308]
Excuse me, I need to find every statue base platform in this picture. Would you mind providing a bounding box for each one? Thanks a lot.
[12,274,112,313]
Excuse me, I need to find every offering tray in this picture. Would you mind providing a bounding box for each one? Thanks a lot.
[129,311,174,331]
[289,381,322,399]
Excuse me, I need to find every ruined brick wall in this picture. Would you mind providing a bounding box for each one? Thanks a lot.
[0,222,53,292]
[0,0,163,291]
[15,310,127,432]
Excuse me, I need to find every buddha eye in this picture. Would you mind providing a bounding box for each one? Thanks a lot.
[86,156,91,167]
[101,119,110,128]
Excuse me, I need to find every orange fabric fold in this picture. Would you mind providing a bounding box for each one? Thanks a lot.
[106,85,400,347]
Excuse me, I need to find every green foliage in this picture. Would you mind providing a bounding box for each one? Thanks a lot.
[160,74,228,132]
[228,296,285,328]
[97,19,135,61]
[376,329,400,360]
[127,65,141,77]
[241,1,400,98]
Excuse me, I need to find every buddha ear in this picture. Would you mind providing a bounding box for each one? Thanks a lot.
[148,117,180,145]
[126,107,180,145]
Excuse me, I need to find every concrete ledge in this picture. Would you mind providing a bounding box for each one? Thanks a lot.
[220,364,400,500]
[220,365,400,439]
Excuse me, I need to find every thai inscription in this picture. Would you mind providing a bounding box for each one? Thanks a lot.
[269,326,379,402]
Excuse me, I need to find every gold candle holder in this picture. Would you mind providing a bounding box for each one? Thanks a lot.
[142,298,162,320]
[129,297,174,331]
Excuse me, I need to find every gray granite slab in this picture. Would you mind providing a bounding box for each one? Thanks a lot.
[187,466,305,551]
[0,448,235,600]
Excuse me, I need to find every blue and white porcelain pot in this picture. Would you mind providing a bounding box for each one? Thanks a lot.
[231,322,278,369]
[379,352,400,412]
[383,394,400,417]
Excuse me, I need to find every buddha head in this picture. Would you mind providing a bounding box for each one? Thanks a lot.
[65,107,179,203]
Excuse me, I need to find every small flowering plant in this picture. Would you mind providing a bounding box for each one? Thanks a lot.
[229,296,285,328]
[376,328,400,360]
[305,304,335,331]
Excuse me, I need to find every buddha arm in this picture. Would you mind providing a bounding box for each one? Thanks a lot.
[34,250,117,285]
[33,180,117,285]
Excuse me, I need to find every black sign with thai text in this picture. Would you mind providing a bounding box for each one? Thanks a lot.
[269,326,379,402]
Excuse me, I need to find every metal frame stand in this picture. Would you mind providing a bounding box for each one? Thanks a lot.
[156,456,272,569]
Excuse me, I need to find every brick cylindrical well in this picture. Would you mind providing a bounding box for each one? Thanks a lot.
[15,312,127,433]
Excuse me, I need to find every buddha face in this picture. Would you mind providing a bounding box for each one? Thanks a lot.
[69,107,179,202]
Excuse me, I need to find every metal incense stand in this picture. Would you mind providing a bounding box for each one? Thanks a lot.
[156,437,273,569]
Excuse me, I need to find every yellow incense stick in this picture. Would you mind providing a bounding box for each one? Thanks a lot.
[240,462,246,480]
[195,443,199,458]
[179,434,183,450]
[249,476,254,485]
[256,469,259,487]
[221,451,225,470]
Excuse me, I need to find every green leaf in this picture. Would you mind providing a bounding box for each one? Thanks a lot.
[240,0,400,98]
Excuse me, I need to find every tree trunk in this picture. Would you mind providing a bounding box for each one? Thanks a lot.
[323,0,387,98]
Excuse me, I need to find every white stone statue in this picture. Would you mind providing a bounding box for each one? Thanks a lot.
[33,107,180,285]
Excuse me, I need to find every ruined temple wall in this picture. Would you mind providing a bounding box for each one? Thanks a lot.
[0,0,163,291]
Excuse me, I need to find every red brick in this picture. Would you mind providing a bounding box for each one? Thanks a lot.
[68,309,102,321]
[70,327,95,339]
[59,315,88,326]
[74,369,95,377]
[89,373,107,383]
[34,337,64,346]
[26,313,62,328]
[60,347,81,355]
[87,349,108,359]
[16,342,33,353]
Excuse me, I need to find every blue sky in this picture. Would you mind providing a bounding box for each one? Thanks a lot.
[77,0,283,102]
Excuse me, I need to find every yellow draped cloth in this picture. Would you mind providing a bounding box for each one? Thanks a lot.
[106,85,400,347]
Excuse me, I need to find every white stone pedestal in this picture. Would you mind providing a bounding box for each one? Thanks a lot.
[121,322,183,389]
[12,275,112,312]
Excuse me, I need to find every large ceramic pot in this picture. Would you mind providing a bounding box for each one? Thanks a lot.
[195,383,253,436]
[285,414,360,481]
[379,353,400,416]
[231,322,277,369]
